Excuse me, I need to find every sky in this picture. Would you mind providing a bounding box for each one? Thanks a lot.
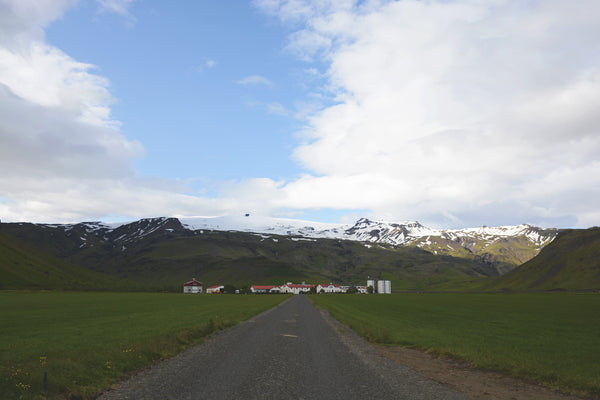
[0,0,599,229]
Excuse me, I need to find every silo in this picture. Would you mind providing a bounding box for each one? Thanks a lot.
[384,280,391,294]
[367,279,375,292]
[377,280,386,294]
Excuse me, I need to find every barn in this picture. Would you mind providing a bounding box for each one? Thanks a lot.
[183,278,203,294]
[206,285,224,294]
[251,285,280,294]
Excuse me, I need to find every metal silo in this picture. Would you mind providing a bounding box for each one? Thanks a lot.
[384,280,391,294]
[377,280,385,294]
[367,279,375,292]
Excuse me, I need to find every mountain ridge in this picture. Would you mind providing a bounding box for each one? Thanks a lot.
[5,215,559,270]
[2,216,586,291]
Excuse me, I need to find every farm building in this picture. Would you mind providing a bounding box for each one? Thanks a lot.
[281,283,315,294]
[183,278,203,294]
[206,285,224,294]
[250,285,281,294]
[317,283,343,293]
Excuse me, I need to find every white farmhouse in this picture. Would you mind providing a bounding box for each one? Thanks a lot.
[281,283,315,294]
[183,278,203,294]
[316,283,344,293]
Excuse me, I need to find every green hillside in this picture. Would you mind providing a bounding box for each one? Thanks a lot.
[481,228,600,291]
[410,235,550,271]
[0,232,133,290]
[68,230,503,290]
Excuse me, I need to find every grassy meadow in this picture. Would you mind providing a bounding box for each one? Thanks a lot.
[0,291,288,399]
[311,292,600,397]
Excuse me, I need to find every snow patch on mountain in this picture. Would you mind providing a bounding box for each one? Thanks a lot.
[180,215,350,239]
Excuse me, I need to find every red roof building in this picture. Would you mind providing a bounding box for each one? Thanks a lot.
[250,285,282,293]
[206,285,224,294]
[183,278,203,293]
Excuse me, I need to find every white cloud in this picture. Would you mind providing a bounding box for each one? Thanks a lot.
[0,0,165,223]
[197,58,217,73]
[266,102,288,116]
[237,74,274,87]
[253,0,600,228]
[96,0,135,16]
[204,59,217,69]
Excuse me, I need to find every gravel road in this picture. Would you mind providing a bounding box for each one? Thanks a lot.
[99,295,467,400]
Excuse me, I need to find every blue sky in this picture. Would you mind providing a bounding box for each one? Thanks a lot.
[46,1,311,183]
[1,0,599,228]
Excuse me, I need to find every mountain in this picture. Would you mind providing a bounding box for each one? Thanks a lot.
[0,217,525,291]
[180,216,558,268]
[482,227,600,291]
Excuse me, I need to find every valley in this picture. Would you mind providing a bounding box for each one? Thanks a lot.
[0,215,597,292]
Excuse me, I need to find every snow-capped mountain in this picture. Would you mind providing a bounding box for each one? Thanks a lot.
[178,215,558,266]
[179,215,557,247]
[20,215,558,266]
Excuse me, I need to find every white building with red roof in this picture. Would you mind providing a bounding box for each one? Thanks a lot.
[183,278,203,294]
[206,285,224,294]
[250,285,282,294]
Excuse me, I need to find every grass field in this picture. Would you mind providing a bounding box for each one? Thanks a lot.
[0,291,288,399]
[310,292,600,397]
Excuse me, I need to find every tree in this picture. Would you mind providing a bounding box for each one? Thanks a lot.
[346,286,358,294]
[367,285,374,294]
[223,284,237,294]
[238,286,251,294]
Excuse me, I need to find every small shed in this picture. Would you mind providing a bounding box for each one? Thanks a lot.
[183,278,203,294]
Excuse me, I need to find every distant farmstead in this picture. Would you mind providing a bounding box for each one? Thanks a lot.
[183,278,203,294]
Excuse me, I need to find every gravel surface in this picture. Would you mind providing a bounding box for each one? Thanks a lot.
[99,295,467,400]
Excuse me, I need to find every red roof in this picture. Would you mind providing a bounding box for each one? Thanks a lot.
[207,285,223,289]
[286,284,315,288]
[252,285,277,290]
[319,283,340,287]
[184,279,203,286]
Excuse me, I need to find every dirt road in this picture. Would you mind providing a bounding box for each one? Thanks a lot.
[99,295,467,399]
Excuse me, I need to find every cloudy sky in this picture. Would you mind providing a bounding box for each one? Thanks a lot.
[1,0,599,228]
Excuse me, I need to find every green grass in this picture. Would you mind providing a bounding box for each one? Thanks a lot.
[310,293,600,397]
[0,291,288,399]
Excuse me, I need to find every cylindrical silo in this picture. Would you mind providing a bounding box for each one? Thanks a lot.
[377,280,385,294]
[367,279,375,292]
[384,280,391,294]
